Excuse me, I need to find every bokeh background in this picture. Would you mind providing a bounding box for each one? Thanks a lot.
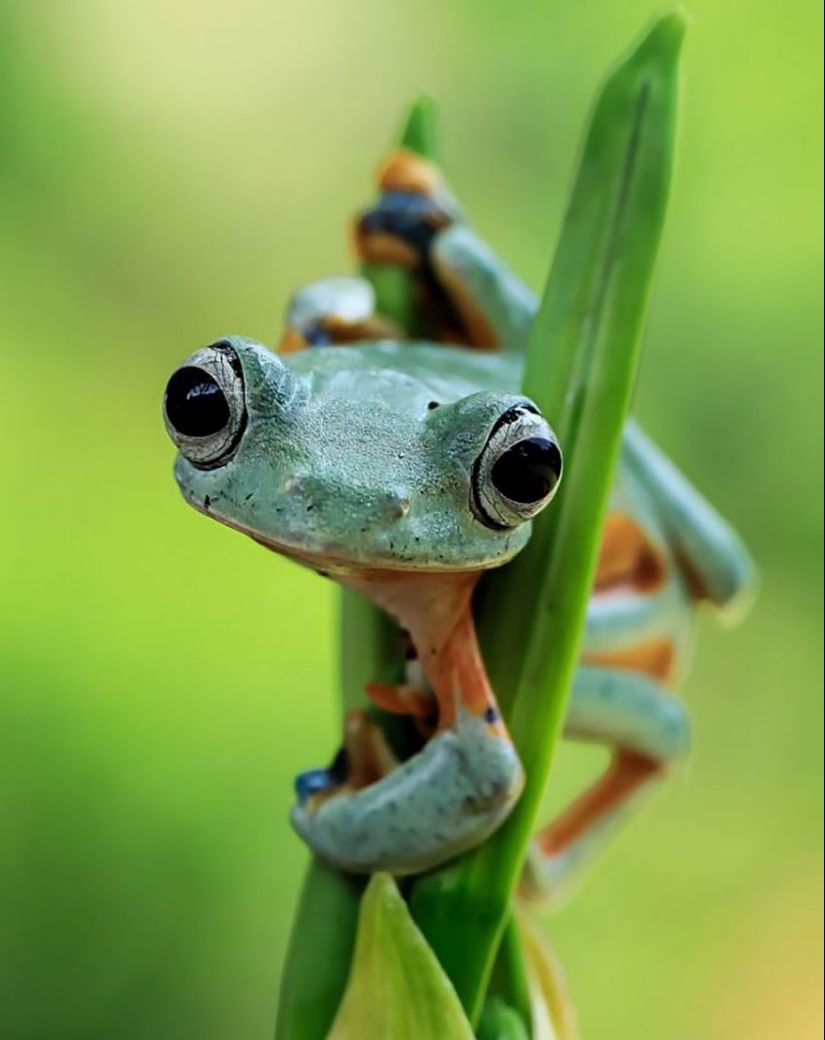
[1,1,822,1038]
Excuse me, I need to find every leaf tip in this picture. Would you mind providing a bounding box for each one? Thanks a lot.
[399,94,440,161]
[637,8,689,66]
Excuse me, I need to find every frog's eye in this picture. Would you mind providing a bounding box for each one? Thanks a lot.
[472,405,563,529]
[163,343,247,468]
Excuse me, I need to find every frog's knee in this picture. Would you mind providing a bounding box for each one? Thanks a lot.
[290,710,524,875]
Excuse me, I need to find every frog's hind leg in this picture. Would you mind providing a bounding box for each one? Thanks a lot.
[277,276,403,354]
[290,590,525,875]
[520,665,690,910]
[354,151,537,350]
[622,420,758,621]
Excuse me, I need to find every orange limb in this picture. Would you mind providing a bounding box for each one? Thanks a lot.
[433,260,501,350]
[594,512,667,593]
[364,681,434,721]
[537,750,662,857]
[580,638,677,684]
[424,607,505,734]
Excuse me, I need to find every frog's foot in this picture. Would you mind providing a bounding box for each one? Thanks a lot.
[294,747,351,804]
[294,708,399,809]
[354,152,532,349]
[354,189,454,271]
[291,706,523,875]
[353,149,457,269]
[278,276,403,355]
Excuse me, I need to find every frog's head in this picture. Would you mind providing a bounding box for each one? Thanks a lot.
[163,337,562,576]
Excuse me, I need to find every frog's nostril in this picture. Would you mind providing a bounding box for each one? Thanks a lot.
[165,366,230,437]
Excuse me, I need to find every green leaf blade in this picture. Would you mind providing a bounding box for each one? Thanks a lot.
[329,874,475,1040]
[409,12,686,1019]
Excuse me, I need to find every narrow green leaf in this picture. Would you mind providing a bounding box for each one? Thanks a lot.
[409,12,686,1019]
[275,860,364,1040]
[329,874,475,1040]
[487,915,533,1031]
[399,94,440,160]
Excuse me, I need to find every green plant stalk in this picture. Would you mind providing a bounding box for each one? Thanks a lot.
[275,860,363,1039]
[408,13,686,1022]
[275,97,442,1040]
[485,914,533,1030]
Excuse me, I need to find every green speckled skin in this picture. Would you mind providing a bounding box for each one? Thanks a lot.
[292,708,521,874]
[174,338,533,574]
[165,192,756,886]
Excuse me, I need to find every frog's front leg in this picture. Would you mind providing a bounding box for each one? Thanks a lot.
[354,149,537,349]
[520,665,691,909]
[290,581,524,875]
[276,275,403,354]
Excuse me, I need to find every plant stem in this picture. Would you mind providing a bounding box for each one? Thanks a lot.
[275,96,441,1040]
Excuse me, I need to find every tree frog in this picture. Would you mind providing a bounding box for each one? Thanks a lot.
[163,149,755,903]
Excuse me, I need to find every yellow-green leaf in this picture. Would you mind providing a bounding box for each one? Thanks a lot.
[329,873,475,1040]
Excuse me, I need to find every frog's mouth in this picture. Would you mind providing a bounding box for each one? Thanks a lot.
[180,482,493,579]
[175,455,529,577]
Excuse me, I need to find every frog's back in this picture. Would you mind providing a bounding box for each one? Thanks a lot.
[283,341,523,405]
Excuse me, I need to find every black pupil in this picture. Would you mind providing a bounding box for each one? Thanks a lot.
[165,367,230,438]
[491,437,562,504]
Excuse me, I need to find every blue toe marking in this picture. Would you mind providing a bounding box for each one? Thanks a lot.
[295,769,335,803]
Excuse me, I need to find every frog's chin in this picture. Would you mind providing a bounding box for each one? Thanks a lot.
[182,489,505,578]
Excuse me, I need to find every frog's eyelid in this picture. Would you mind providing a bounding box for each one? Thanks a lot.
[487,401,540,437]
[470,407,561,530]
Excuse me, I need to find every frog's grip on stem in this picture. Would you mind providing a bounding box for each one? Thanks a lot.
[290,706,523,876]
[292,595,525,876]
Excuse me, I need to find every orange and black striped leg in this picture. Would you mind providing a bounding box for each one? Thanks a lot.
[520,665,690,910]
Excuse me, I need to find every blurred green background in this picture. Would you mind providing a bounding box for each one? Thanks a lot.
[0,1,821,1037]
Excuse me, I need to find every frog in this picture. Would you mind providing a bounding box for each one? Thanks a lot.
[162,147,756,902]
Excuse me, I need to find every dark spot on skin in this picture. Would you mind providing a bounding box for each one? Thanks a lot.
[327,746,350,785]
[204,495,211,510]
[245,492,255,501]
[427,401,440,410]
[483,705,499,724]
[401,630,418,661]
[314,569,331,579]
[306,504,315,512]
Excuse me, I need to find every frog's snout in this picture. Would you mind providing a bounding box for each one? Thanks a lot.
[163,341,248,469]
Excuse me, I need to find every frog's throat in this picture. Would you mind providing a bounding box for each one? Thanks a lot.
[343,569,505,736]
